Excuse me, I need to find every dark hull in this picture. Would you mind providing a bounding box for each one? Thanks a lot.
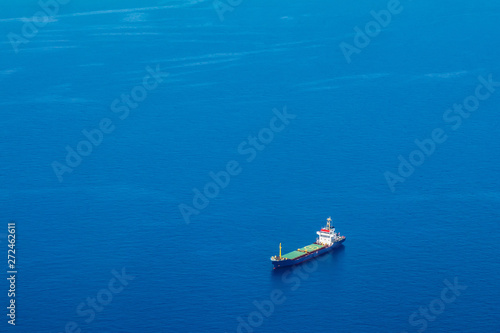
[271,238,345,269]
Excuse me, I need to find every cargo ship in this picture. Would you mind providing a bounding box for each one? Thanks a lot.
[270,217,345,269]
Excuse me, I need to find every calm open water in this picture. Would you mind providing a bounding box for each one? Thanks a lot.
[1,0,499,332]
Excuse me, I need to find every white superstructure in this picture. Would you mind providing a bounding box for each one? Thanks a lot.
[316,217,344,246]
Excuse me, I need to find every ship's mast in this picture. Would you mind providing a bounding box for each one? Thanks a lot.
[327,217,332,230]
[279,243,282,259]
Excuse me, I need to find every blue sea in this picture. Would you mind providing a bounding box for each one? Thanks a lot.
[1,0,500,332]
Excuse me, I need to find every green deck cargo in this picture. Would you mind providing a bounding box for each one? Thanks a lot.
[281,243,325,260]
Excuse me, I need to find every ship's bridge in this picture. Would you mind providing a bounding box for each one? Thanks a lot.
[316,217,337,246]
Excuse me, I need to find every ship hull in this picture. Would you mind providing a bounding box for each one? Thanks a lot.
[271,238,345,269]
